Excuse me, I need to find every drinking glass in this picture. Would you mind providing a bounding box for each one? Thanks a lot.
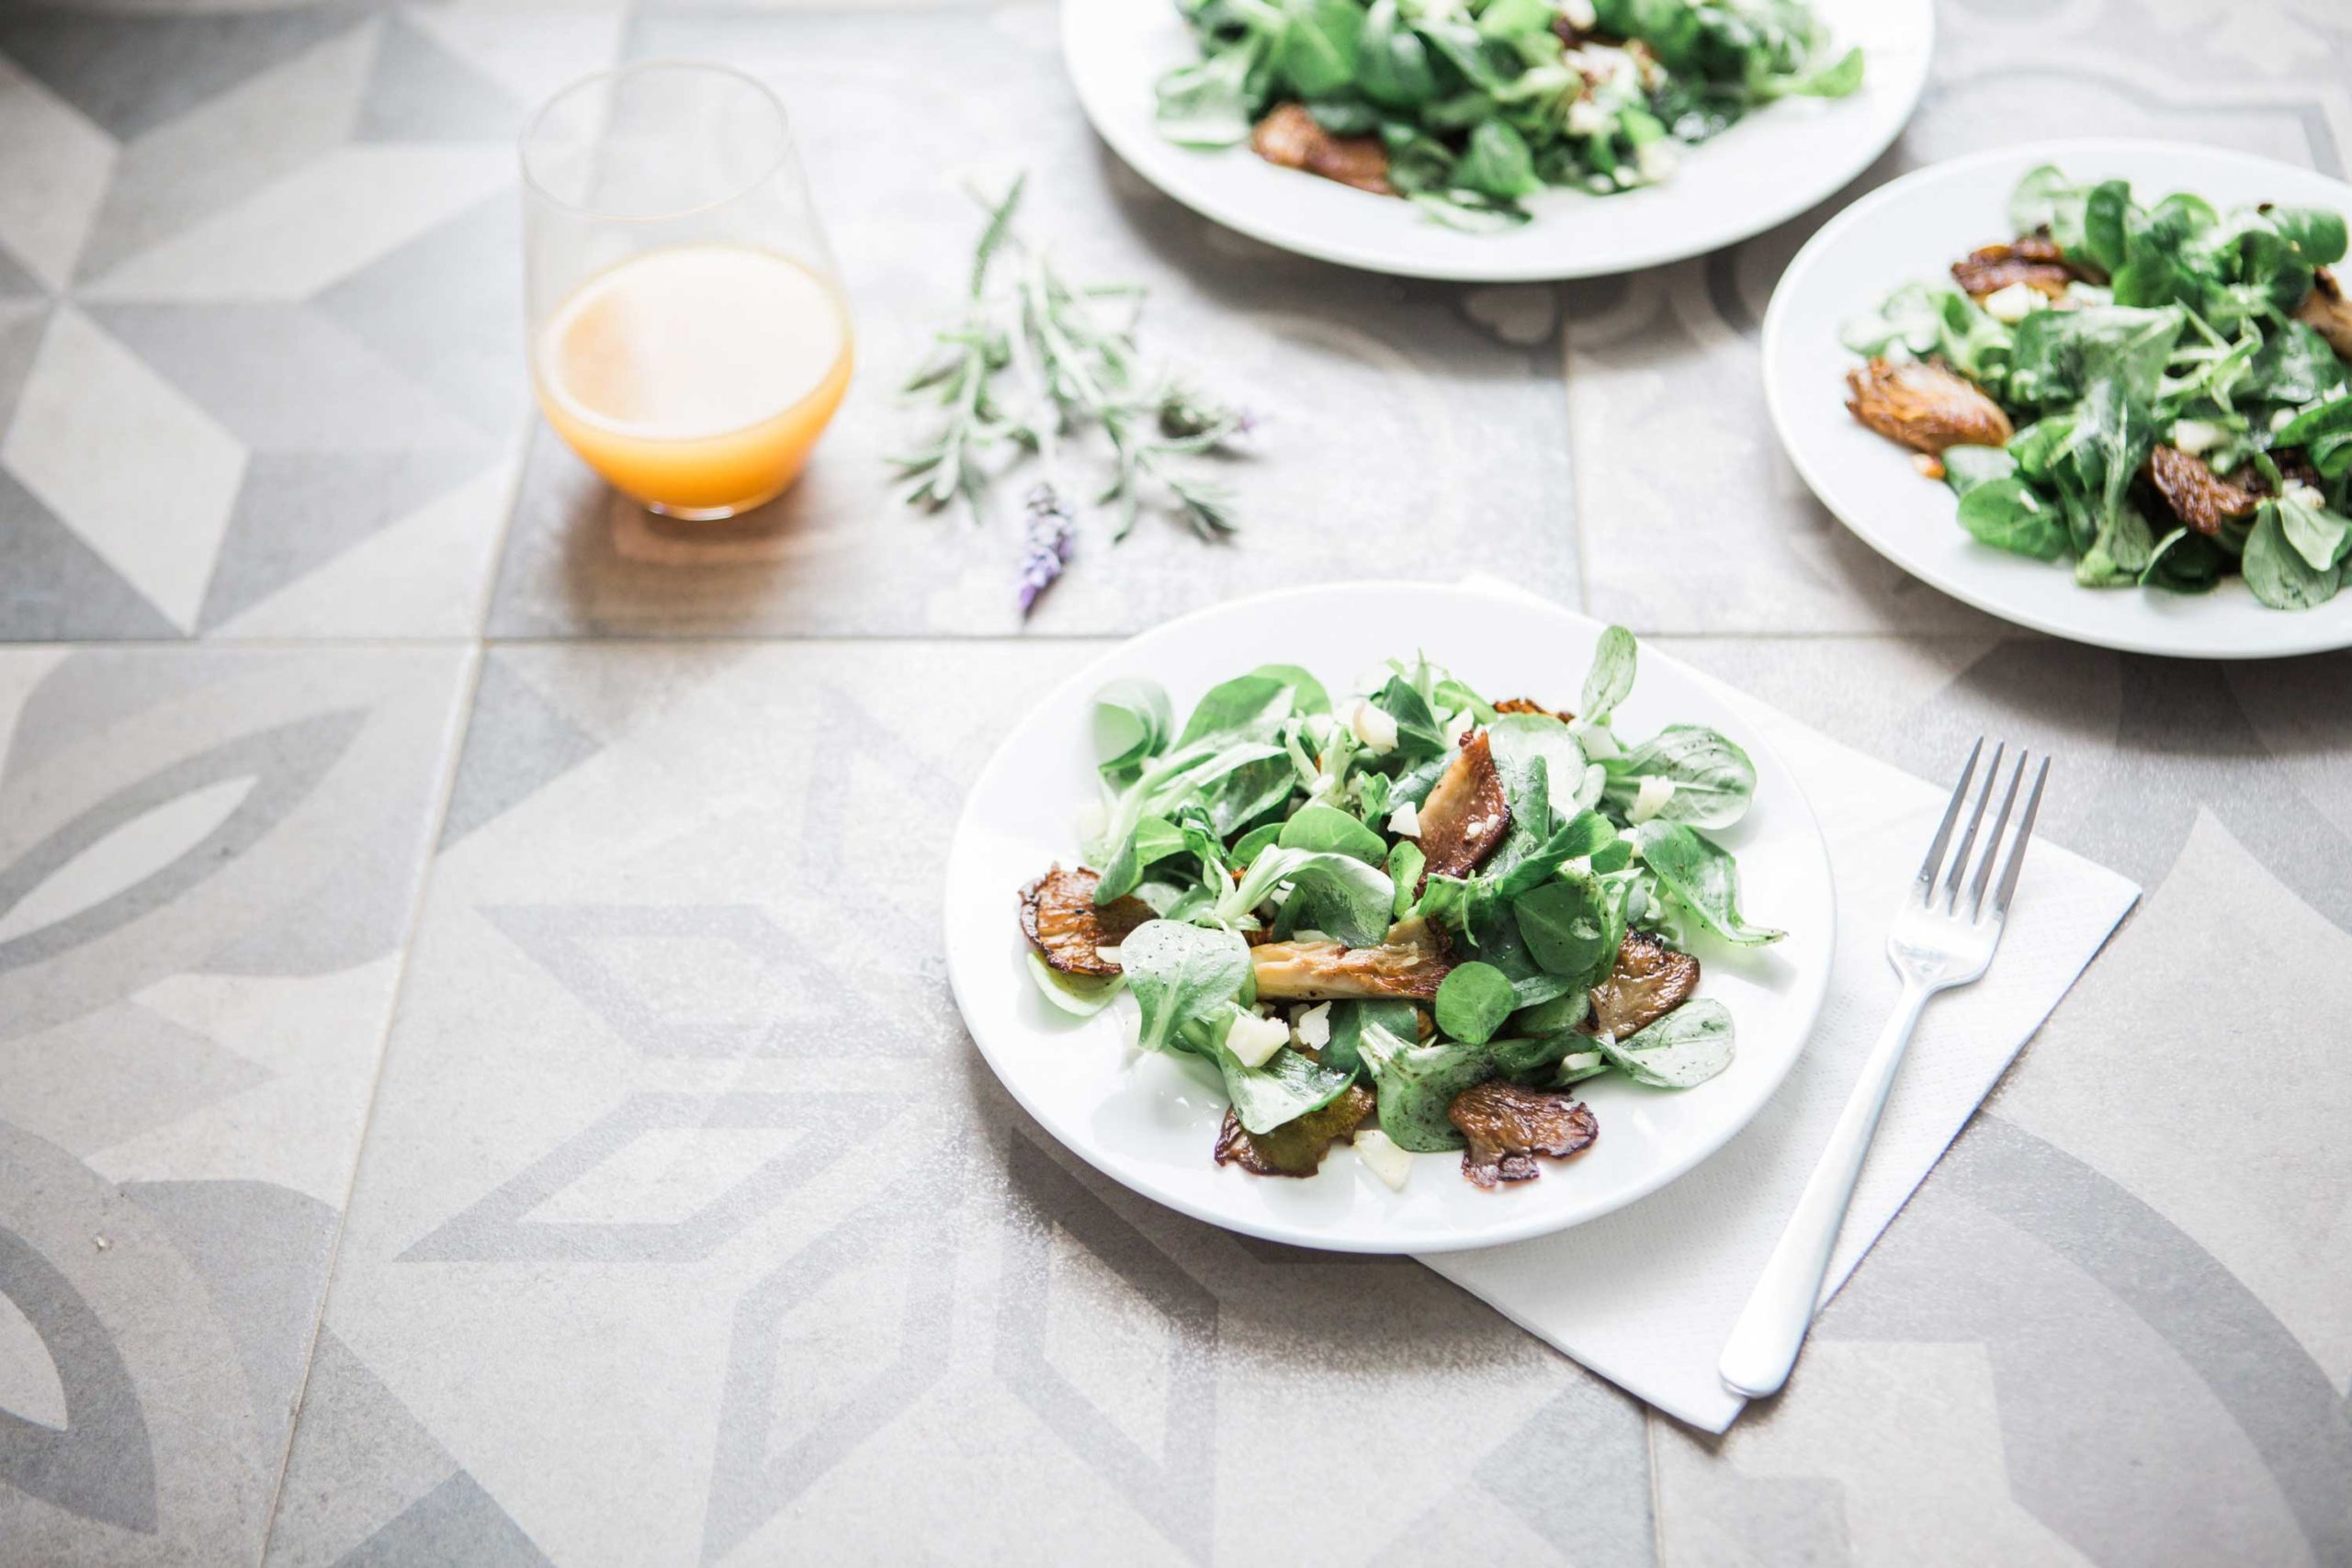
[521,61,852,519]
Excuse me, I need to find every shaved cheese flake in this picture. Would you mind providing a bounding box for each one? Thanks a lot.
[1354,1129,1414,1191]
[1224,1010,1291,1069]
[1348,698,1399,755]
[1629,775,1677,824]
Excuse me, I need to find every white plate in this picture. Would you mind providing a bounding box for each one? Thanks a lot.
[943,582,1835,1254]
[1060,0,1933,282]
[1765,138,2352,660]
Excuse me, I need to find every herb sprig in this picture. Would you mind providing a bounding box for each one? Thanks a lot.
[893,177,1256,615]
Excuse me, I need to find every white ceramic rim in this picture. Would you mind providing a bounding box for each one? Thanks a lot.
[1058,0,1935,282]
[942,581,1837,1253]
[1761,135,2352,660]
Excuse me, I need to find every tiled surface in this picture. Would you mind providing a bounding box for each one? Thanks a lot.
[0,0,612,641]
[2,1,2350,1565]
[0,646,470,1562]
[483,6,1576,639]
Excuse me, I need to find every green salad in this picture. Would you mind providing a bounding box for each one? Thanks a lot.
[1018,627,1781,1190]
[1155,0,1862,229]
[1842,165,2352,611]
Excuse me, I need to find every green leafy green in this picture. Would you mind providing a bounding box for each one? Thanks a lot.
[1434,961,1517,1045]
[1210,1020,1359,1134]
[1634,821,1784,946]
[1352,1014,1488,1152]
[1510,869,1626,990]
[1159,0,1862,227]
[1323,997,1416,1079]
[1278,802,1388,864]
[2245,501,2344,610]
[1598,998,1735,1087]
[1041,631,1778,1183]
[1221,845,1396,946]
[1123,919,1254,1055]
[1092,678,1172,779]
[1579,625,1637,720]
[1852,164,2352,612]
[1600,725,1758,829]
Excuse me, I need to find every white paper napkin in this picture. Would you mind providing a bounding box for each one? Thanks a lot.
[1418,691,2140,1433]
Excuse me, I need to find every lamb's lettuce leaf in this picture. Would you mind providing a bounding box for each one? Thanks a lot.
[1634,821,1783,946]
[1598,998,1735,1088]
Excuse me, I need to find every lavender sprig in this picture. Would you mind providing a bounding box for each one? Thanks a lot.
[894,175,1257,610]
[1015,483,1077,617]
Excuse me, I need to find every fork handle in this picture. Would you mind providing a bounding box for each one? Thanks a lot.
[1719,977,1932,1401]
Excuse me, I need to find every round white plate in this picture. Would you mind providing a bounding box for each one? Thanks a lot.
[1765,138,2352,660]
[1061,0,1933,282]
[943,582,1836,1254]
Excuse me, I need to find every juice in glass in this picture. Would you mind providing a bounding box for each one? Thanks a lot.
[535,245,853,517]
[521,62,847,519]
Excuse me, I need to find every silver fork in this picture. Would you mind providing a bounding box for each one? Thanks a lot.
[1719,739,2049,1401]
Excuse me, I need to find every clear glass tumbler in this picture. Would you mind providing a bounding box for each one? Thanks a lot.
[521,61,852,520]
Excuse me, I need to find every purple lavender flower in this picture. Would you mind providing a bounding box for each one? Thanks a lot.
[1016,482,1076,617]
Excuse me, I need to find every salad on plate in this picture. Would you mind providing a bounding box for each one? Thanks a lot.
[1017,626,1781,1190]
[1154,0,1863,229]
[1841,165,2352,612]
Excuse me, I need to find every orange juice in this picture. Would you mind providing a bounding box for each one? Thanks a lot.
[535,244,853,516]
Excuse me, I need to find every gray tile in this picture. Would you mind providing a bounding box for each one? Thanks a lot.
[339,1473,554,1568]
[0,469,182,642]
[264,1332,462,1568]
[295,642,1645,1565]
[487,7,1576,638]
[313,193,527,441]
[0,645,468,1563]
[71,19,379,288]
[195,450,491,634]
[85,302,493,457]
[435,652,605,850]
[0,6,372,143]
[352,14,524,144]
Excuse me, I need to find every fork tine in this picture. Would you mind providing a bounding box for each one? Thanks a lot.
[1967,750,2028,920]
[1940,741,2004,909]
[1915,738,1983,897]
[1990,756,2051,918]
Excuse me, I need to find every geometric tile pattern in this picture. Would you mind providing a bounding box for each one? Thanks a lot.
[0,6,539,641]
[2,1,2352,1566]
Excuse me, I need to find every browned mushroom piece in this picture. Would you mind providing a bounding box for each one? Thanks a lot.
[1019,866,1152,978]
[1251,916,1452,1001]
[1416,730,1510,886]
[1493,697,1576,722]
[2145,445,2263,536]
[1446,1080,1599,1189]
[2294,265,2352,361]
[1950,235,2094,300]
[1250,103,1392,197]
[1213,1084,1378,1177]
[1846,358,2016,456]
[1586,930,1700,1041]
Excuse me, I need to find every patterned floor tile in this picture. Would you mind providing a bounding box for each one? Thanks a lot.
[0,4,582,644]
[1657,1112,2350,1568]
[0,644,470,1563]
[277,641,1649,1566]
[484,6,1577,638]
[1,306,245,633]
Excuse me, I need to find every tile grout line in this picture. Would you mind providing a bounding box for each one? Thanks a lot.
[2,627,2060,652]
[1645,1406,1669,1567]
[1559,288,1595,618]
[464,413,542,648]
[250,639,488,1568]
